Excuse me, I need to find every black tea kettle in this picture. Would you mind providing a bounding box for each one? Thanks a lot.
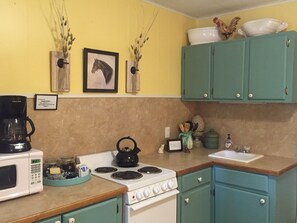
[115,136,141,167]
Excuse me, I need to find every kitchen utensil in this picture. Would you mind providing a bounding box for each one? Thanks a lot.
[0,96,35,153]
[179,123,185,132]
[184,123,190,132]
[115,136,141,167]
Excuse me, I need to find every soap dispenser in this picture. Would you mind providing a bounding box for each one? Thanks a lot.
[224,134,232,149]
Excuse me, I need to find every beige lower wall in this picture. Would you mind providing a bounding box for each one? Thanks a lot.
[197,102,297,158]
[27,98,198,159]
[27,98,297,160]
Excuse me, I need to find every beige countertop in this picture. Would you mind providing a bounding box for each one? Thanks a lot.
[2,148,297,223]
[0,177,127,223]
[140,148,297,176]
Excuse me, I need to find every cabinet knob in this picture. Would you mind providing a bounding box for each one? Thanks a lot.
[197,177,202,183]
[68,218,76,223]
[236,93,241,98]
[203,93,208,98]
[185,198,190,204]
[259,198,266,205]
[248,93,253,98]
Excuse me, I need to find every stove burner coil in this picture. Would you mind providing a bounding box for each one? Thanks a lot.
[138,166,162,174]
[111,171,143,180]
[95,167,118,173]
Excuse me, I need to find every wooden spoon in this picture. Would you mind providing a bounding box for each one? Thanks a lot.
[179,123,185,132]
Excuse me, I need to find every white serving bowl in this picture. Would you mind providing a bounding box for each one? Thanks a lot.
[238,18,288,37]
[187,27,224,45]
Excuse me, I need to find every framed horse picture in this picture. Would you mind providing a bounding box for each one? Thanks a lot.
[83,48,119,92]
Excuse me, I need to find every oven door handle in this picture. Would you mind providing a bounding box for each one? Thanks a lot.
[129,189,179,211]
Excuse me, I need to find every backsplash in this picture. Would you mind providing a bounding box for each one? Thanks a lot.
[27,98,198,159]
[27,98,297,159]
[197,102,297,158]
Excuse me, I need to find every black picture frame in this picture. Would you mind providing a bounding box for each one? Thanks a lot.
[83,48,119,93]
[166,139,183,152]
[34,94,58,110]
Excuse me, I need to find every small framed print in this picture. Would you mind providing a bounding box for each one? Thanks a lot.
[166,139,183,152]
[34,94,58,110]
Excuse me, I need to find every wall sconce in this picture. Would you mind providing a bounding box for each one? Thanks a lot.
[126,60,140,93]
[50,51,70,92]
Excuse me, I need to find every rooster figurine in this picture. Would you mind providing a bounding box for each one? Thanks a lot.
[213,16,241,39]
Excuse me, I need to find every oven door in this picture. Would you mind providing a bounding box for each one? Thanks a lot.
[124,189,179,223]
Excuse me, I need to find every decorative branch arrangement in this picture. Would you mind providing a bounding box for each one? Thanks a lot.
[52,0,75,60]
[129,10,158,73]
[50,0,75,92]
[126,10,158,93]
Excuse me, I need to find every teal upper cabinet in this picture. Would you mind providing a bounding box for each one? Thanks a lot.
[213,40,245,100]
[182,31,297,103]
[247,32,295,102]
[182,44,212,100]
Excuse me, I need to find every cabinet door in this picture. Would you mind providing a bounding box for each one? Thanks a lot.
[35,216,61,223]
[180,184,211,223]
[248,34,289,101]
[62,198,119,223]
[182,44,212,100]
[213,40,245,100]
[215,184,268,223]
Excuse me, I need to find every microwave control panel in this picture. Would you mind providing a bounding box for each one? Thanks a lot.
[30,159,42,185]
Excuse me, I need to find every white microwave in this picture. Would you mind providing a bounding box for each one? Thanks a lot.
[0,148,43,202]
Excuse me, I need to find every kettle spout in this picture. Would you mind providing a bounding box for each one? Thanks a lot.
[133,147,141,154]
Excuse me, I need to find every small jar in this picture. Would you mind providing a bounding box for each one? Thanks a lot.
[60,157,77,178]
[44,159,64,180]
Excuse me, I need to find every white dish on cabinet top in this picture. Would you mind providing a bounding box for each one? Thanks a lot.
[208,150,264,163]
[238,18,288,37]
[187,27,224,45]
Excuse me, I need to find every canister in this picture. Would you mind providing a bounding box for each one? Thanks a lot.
[203,128,219,149]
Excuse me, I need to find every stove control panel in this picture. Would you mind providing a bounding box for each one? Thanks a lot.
[125,177,178,205]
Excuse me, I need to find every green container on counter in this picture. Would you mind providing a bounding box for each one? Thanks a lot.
[203,128,219,149]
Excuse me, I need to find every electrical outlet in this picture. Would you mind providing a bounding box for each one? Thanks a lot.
[165,127,170,138]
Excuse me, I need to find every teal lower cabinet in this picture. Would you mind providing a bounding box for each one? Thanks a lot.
[177,167,212,223]
[35,216,61,223]
[214,167,296,223]
[35,196,122,223]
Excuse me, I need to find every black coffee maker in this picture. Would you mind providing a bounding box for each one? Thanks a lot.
[0,96,35,153]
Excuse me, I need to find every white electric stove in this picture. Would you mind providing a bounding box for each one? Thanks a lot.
[77,151,178,223]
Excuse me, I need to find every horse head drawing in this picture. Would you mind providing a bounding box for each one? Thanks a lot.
[91,59,113,84]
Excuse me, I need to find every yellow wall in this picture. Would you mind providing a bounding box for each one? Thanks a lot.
[2,1,297,96]
[196,1,297,36]
[0,0,195,95]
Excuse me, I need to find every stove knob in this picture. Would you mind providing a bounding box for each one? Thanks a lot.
[167,181,174,189]
[136,191,143,200]
[153,186,160,194]
[143,189,150,198]
[161,183,168,191]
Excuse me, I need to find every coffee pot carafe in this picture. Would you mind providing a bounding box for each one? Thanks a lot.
[0,96,35,153]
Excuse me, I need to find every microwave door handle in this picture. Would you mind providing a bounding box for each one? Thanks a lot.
[129,189,179,211]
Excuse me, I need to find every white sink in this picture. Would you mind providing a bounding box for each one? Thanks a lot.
[208,150,264,163]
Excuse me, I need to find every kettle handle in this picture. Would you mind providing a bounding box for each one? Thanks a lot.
[26,117,35,141]
[116,136,137,152]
